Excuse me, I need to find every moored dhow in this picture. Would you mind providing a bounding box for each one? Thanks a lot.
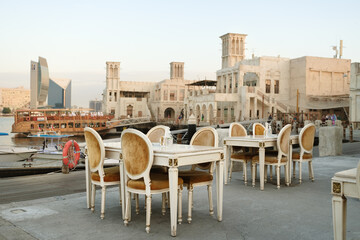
[12,109,114,136]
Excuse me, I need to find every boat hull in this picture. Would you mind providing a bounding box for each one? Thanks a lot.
[0,148,38,162]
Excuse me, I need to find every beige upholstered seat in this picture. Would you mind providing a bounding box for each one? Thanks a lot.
[292,123,316,183]
[178,127,218,224]
[146,125,168,143]
[251,124,292,189]
[121,128,183,233]
[84,127,121,219]
[228,122,254,184]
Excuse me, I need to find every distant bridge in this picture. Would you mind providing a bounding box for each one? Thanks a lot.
[108,117,153,128]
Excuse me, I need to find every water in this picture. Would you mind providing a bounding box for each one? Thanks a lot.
[0,116,86,148]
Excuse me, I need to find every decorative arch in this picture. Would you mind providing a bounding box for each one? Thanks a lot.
[164,108,175,119]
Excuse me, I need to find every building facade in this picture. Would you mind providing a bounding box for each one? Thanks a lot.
[30,57,49,109]
[0,87,30,111]
[89,100,102,112]
[184,33,351,124]
[48,78,71,109]
[350,62,360,127]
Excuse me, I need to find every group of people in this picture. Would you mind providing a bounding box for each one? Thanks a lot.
[321,113,339,125]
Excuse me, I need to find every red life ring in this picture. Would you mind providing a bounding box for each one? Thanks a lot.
[62,140,81,169]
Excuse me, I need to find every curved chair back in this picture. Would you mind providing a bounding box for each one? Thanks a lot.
[190,127,218,170]
[146,125,168,143]
[229,122,247,137]
[121,129,153,185]
[253,123,265,136]
[299,123,316,154]
[276,124,292,158]
[84,127,106,178]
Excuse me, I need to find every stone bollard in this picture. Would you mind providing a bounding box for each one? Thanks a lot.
[335,120,342,127]
[319,126,342,156]
[62,164,69,174]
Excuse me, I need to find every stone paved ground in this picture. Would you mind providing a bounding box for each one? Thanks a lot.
[0,133,359,240]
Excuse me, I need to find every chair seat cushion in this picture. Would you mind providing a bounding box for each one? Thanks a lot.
[91,166,120,182]
[292,151,313,160]
[334,168,357,179]
[179,170,213,185]
[127,173,183,190]
[231,153,253,161]
[252,153,287,164]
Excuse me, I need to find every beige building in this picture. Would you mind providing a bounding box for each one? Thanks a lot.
[185,33,351,124]
[0,87,30,111]
[102,62,195,121]
[350,62,360,127]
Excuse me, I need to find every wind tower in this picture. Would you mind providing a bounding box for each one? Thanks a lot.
[105,62,120,114]
[170,62,184,80]
[220,33,247,69]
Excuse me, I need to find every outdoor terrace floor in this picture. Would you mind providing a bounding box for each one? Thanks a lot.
[0,137,360,239]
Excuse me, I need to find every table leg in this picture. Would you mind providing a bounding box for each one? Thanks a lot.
[85,156,91,209]
[169,167,178,237]
[216,158,224,221]
[224,145,229,185]
[332,195,347,240]
[120,161,126,220]
[259,146,265,190]
[288,142,293,186]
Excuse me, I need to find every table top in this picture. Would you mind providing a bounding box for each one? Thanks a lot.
[224,134,299,141]
[104,142,223,154]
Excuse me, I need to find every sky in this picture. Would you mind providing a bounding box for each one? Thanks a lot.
[0,0,359,107]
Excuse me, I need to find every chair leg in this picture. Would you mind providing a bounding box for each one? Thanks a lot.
[145,195,151,233]
[161,193,166,216]
[243,161,247,184]
[299,161,302,184]
[124,191,131,226]
[309,160,315,181]
[293,161,296,178]
[229,160,234,181]
[269,166,273,181]
[188,186,193,223]
[178,188,183,224]
[208,185,214,215]
[118,185,122,206]
[91,184,95,212]
[136,194,140,214]
[264,165,268,183]
[276,166,280,189]
[100,186,106,219]
[252,163,256,187]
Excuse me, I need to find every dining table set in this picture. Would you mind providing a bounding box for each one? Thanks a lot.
[84,122,315,237]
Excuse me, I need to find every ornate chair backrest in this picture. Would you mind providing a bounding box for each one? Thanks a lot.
[84,127,106,181]
[253,123,265,136]
[276,124,292,160]
[229,122,247,137]
[146,125,168,143]
[121,129,153,194]
[299,123,316,154]
[190,127,218,170]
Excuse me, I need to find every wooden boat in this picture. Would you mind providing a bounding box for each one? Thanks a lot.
[11,109,114,136]
[0,146,38,162]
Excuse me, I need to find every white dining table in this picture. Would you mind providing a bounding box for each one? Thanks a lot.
[86,142,224,237]
[223,134,299,190]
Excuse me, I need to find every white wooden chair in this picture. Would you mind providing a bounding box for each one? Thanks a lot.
[179,127,218,223]
[228,122,253,184]
[146,125,169,143]
[251,124,292,189]
[84,127,121,219]
[331,161,360,240]
[292,123,315,183]
[121,128,183,233]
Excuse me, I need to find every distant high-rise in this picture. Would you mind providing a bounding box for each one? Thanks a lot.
[30,57,49,108]
[48,78,72,109]
[30,57,71,109]
[89,100,102,112]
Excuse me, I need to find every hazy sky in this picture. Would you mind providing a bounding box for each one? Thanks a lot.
[1,0,359,107]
